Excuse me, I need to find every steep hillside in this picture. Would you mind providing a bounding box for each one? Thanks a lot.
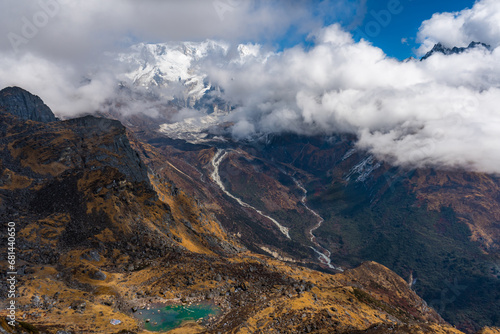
[103,107,500,332]
[250,135,500,333]
[0,89,477,333]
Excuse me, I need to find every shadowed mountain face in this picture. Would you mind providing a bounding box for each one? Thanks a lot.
[0,86,58,123]
[0,111,165,252]
[237,135,500,332]
[255,136,500,332]
[125,123,500,332]
[420,42,492,60]
[0,88,496,334]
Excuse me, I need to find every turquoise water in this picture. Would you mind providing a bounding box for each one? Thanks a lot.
[135,304,220,332]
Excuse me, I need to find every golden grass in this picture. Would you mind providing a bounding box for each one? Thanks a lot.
[0,169,32,190]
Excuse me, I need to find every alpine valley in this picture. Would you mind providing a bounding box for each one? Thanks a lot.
[0,40,499,334]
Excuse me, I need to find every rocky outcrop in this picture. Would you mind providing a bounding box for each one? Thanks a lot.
[66,115,150,184]
[0,86,58,123]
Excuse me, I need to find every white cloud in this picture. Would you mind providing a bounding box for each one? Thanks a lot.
[0,53,116,117]
[0,0,343,61]
[204,24,500,173]
[1,1,500,174]
[0,0,343,117]
[417,0,500,55]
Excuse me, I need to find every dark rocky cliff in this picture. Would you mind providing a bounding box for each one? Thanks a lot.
[0,86,58,123]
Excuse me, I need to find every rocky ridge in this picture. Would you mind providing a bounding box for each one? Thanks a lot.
[421,41,491,60]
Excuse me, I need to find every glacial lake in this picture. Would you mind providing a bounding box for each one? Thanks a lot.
[135,303,221,332]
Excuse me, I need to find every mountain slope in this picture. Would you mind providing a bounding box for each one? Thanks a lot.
[241,135,500,333]
[111,109,500,332]
[0,88,475,334]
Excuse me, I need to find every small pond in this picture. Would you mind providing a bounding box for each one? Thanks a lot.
[134,303,221,332]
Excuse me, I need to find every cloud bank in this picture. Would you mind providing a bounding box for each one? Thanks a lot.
[0,0,352,116]
[417,0,500,55]
[205,23,500,173]
[1,0,500,174]
[0,0,347,59]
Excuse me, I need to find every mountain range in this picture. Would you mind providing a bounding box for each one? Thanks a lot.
[0,44,499,334]
[105,39,500,331]
[100,40,500,331]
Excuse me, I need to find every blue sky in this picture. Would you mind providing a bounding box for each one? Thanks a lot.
[351,0,477,59]
[276,0,477,59]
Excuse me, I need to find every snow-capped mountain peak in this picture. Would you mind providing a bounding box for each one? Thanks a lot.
[117,40,230,106]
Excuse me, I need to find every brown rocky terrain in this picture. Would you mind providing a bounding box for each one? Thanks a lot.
[409,169,500,253]
[0,87,489,333]
[97,101,500,333]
